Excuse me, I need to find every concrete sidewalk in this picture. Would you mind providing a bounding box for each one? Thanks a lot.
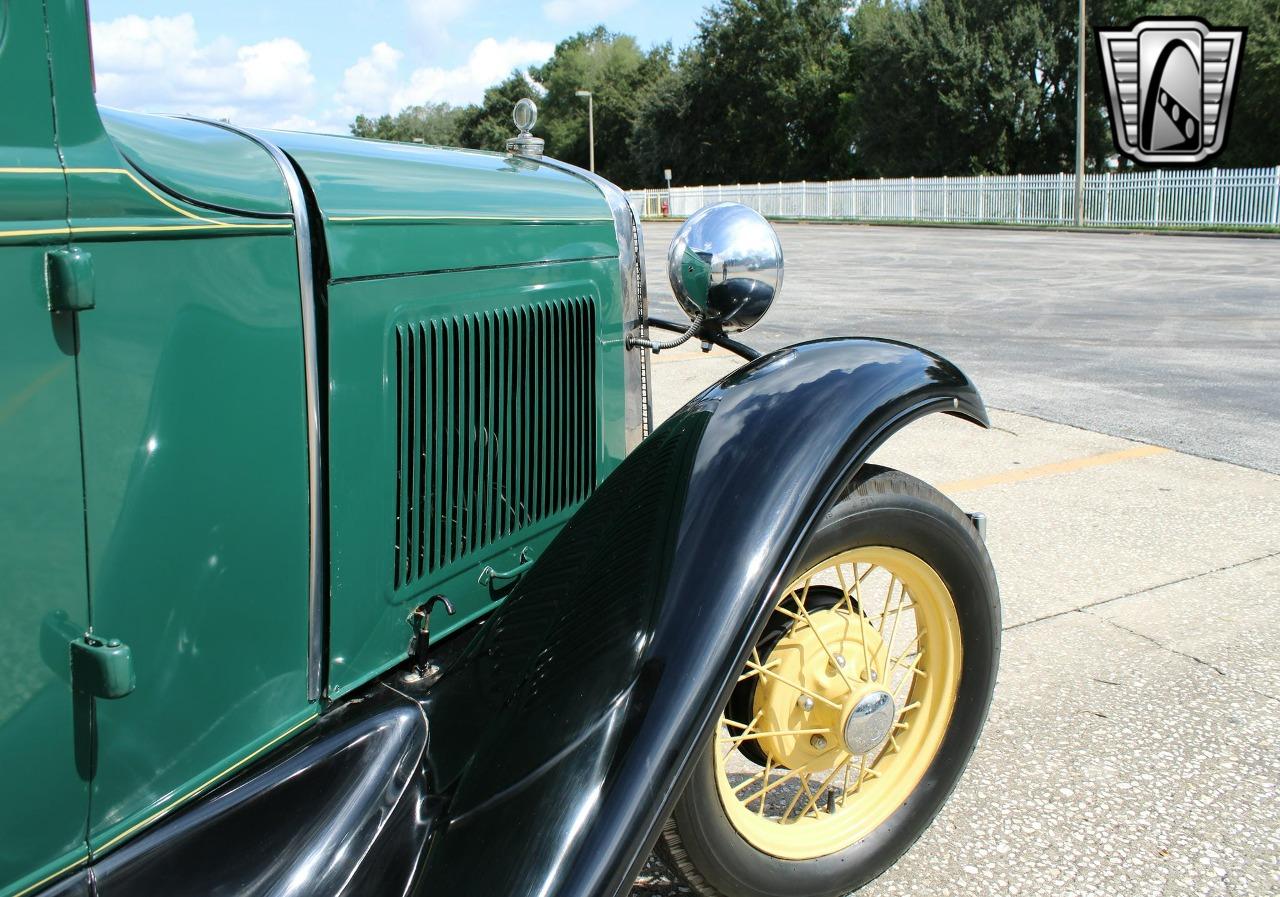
[632,345,1280,897]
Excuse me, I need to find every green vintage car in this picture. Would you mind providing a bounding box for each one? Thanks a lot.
[1,4,1000,896]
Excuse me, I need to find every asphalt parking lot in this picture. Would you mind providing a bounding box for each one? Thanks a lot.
[630,223,1280,896]
[642,221,1280,474]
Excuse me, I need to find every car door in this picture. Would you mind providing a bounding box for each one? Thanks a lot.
[0,3,93,894]
[43,2,318,856]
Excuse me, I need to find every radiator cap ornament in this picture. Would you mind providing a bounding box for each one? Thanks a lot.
[507,98,545,158]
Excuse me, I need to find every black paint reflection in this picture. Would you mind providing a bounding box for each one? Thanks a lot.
[64,338,986,897]
[415,338,986,897]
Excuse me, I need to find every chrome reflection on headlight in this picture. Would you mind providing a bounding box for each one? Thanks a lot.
[667,202,782,333]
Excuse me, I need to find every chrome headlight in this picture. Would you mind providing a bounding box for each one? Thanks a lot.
[667,202,782,333]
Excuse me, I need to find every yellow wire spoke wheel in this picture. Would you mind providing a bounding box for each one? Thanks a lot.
[714,546,962,860]
[660,466,999,897]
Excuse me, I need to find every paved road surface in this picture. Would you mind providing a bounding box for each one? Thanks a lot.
[641,222,1280,472]
[628,223,1280,896]
[631,345,1280,897]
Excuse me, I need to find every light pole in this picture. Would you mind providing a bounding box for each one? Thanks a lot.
[575,89,594,172]
[1074,0,1086,226]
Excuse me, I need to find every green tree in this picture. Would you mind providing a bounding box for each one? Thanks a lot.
[845,0,1277,176]
[456,72,538,152]
[1132,0,1280,168]
[845,0,1104,176]
[349,101,470,145]
[638,0,855,185]
[344,0,1276,181]
[530,27,674,185]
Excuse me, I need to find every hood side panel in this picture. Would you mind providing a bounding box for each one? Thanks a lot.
[323,257,628,698]
[256,131,618,280]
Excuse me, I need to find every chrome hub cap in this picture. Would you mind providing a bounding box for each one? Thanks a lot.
[842,690,896,755]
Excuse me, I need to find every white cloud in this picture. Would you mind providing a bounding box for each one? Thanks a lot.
[91,14,315,128]
[337,36,553,117]
[335,42,404,115]
[90,13,552,136]
[238,38,314,101]
[405,0,471,48]
[542,0,635,25]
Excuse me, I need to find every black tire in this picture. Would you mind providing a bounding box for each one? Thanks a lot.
[660,465,1000,897]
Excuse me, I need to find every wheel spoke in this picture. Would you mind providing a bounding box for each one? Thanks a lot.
[835,563,875,683]
[865,600,915,627]
[847,755,867,799]
[792,600,857,694]
[781,768,822,821]
[756,758,774,815]
[733,769,768,795]
[849,578,880,680]
[745,661,842,709]
[853,757,870,794]
[882,578,909,678]
[835,563,855,616]
[737,654,783,683]
[887,629,924,670]
[772,604,806,626]
[755,761,816,805]
[851,566,877,680]
[718,726,831,747]
[797,758,853,818]
[885,639,926,680]
[783,576,815,614]
[721,710,764,761]
[851,755,884,792]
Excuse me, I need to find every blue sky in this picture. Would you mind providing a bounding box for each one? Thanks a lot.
[89,0,704,133]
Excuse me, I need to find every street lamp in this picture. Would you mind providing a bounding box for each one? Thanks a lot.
[1074,0,1086,226]
[574,89,594,173]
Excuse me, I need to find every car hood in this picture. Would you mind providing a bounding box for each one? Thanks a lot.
[101,109,618,280]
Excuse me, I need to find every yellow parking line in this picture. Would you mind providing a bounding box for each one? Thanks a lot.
[645,349,1173,488]
[940,444,1169,493]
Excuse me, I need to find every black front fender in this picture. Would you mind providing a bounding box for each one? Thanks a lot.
[416,338,987,896]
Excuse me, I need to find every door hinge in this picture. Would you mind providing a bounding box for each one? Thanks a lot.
[70,634,135,699]
[46,246,95,312]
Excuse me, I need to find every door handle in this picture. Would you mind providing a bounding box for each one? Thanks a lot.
[478,547,535,599]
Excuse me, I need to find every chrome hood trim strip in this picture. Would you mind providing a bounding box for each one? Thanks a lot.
[532,156,653,446]
[174,116,326,702]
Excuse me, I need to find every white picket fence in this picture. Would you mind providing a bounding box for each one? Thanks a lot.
[626,167,1280,229]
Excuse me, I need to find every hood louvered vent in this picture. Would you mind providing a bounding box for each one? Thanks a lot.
[393,297,598,591]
